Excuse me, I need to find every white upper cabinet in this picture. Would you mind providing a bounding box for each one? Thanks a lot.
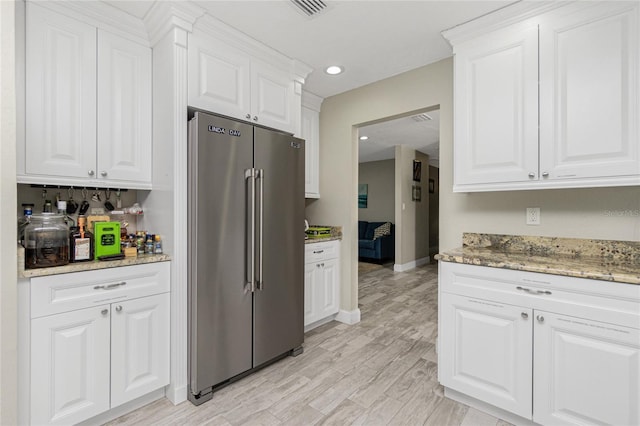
[22,3,152,189]
[301,91,322,198]
[539,2,640,182]
[454,22,539,186]
[25,3,97,180]
[97,30,152,184]
[445,1,640,192]
[187,23,309,135]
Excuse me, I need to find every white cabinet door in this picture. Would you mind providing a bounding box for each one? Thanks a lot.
[439,293,533,419]
[31,305,110,426]
[251,59,296,134]
[26,3,97,179]
[453,22,539,188]
[188,33,251,121]
[533,311,640,426]
[301,106,320,198]
[539,2,640,181]
[304,262,320,325]
[317,258,339,319]
[97,30,152,184]
[110,293,170,408]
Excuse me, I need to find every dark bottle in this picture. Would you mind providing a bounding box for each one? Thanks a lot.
[70,216,94,262]
[17,203,34,246]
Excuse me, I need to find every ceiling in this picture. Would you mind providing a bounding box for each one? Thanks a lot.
[359,109,440,165]
[102,0,514,165]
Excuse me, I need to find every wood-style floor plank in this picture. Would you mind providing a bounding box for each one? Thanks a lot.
[106,263,510,426]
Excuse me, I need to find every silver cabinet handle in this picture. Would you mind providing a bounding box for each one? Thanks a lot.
[537,315,545,323]
[94,281,127,290]
[528,172,535,178]
[542,172,549,178]
[321,263,325,267]
[316,264,321,268]
[253,116,258,122]
[516,286,552,295]
[101,309,108,316]
[521,312,529,319]
[88,170,95,176]
[313,250,324,254]
[115,305,123,312]
[100,170,107,177]
[246,114,251,119]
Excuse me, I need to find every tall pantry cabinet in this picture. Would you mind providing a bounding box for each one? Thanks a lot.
[445,1,640,192]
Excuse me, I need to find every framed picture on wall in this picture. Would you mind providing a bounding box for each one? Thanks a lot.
[429,179,435,193]
[413,160,421,182]
[358,184,368,208]
[412,184,421,202]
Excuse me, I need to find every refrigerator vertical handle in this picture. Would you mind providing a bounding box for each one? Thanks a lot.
[245,168,256,292]
[257,169,264,290]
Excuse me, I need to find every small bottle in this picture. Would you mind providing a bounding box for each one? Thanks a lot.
[136,231,145,254]
[43,200,53,213]
[17,203,34,246]
[144,234,154,254]
[57,200,75,227]
[70,216,94,262]
[154,235,163,254]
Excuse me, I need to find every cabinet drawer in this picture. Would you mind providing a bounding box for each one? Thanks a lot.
[31,262,170,319]
[305,240,339,263]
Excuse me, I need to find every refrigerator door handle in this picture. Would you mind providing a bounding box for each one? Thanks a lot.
[245,168,256,293]
[257,169,264,290]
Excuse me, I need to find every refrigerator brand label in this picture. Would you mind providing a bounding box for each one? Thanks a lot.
[207,125,241,137]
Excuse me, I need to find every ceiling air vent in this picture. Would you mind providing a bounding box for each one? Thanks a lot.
[411,113,433,122]
[290,0,328,17]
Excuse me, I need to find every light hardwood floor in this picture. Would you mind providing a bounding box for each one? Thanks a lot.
[107,263,509,425]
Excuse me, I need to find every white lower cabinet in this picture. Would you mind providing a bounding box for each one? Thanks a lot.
[24,262,170,425]
[438,262,640,425]
[304,241,340,329]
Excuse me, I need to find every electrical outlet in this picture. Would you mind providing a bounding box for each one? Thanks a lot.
[526,207,540,225]
[91,207,105,215]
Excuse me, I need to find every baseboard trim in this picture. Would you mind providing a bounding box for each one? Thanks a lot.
[394,256,430,272]
[77,388,165,426]
[166,383,187,405]
[304,315,337,333]
[444,388,535,426]
[335,308,361,325]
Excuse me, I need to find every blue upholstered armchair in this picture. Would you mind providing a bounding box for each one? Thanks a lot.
[358,221,394,262]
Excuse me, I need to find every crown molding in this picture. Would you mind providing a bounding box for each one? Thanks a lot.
[302,91,324,112]
[441,0,571,47]
[144,1,205,47]
[27,0,149,46]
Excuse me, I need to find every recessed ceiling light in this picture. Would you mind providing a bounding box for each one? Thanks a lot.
[325,65,344,75]
[359,136,369,141]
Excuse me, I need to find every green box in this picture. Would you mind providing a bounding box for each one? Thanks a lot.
[306,227,332,239]
[94,222,121,258]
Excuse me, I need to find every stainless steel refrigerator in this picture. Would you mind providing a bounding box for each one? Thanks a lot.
[187,111,304,405]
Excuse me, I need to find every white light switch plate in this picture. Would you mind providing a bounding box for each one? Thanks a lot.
[526,207,540,225]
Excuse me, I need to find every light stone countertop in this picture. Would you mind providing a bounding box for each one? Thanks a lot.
[436,233,639,285]
[18,244,170,279]
[305,225,342,244]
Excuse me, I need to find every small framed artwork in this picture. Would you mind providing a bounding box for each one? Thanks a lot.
[412,184,421,202]
[358,184,368,208]
[429,179,435,193]
[412,160,421,182]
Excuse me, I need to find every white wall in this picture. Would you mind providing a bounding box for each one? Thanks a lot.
[306,57,640,313]
[0,0,18,422]
[358,159,394,223]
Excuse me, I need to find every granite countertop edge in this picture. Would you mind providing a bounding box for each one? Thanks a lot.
[19,251,171,279]
[435,249,639,285]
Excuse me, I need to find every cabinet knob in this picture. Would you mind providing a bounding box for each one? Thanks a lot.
[528,172,535,179]
[542,172,549,178]
[537,315,545,323]
[521,312,529,319]
[100,171,108,177]
[101,309,108,316]
[88,170,95,176]
[115,305,123,312]
[246,114,251,119]
[253,116,258,122]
